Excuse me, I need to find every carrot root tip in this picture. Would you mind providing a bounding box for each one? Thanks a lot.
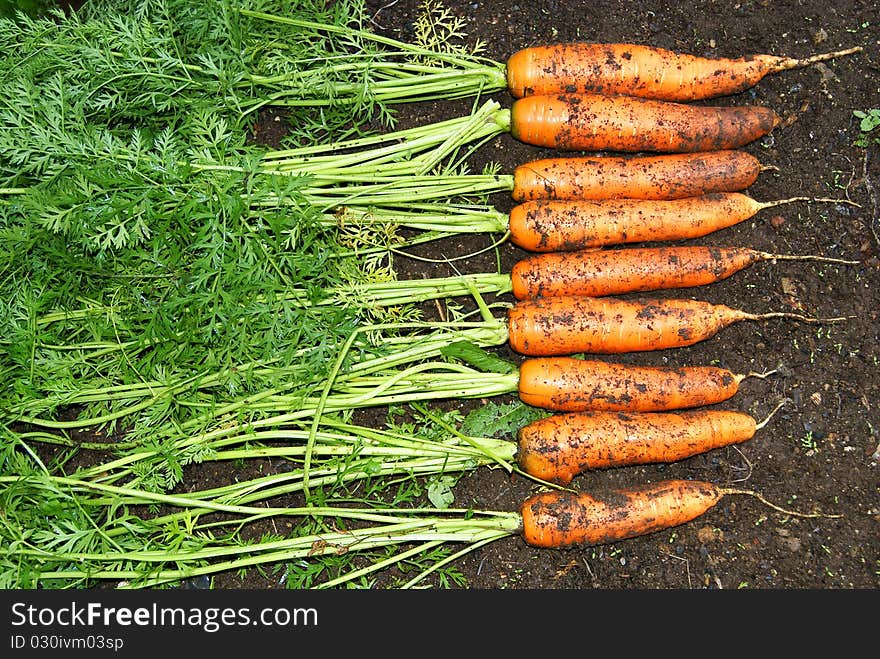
[720,488,843,519]
[774,46,864,72]
[749,312,849,324]
[755,398,791,430]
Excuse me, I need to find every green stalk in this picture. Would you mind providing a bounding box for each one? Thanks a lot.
[342,272,513,306]
[70,403,521,487]
[4,0,505,141]
[3,432,515,511]
[10,316,510,427]
[0,471,525,588]
[192,98,515,208]
[234,7,510,116]
[5,98,515,255]
[12,359,527,504]
[325,203,509,234]
[7,317,514,492]
[28,267,513,320]
[298,282,513,499]
[4,414,520,512]
[258,99,508,170]
[287,174,513,210]
[18,512,523,589]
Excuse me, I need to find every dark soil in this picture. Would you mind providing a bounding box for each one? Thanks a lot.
[52,0,880,590]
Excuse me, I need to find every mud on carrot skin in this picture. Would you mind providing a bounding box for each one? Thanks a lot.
[511,150,765,202]
[506,295,848,356]
[505,43,864,101]
[506,193,857,252]
[516,405,785,485]
[509,93,781,152]
[509,245,859,298]
[515,357,771,413]
[519,478,841,549]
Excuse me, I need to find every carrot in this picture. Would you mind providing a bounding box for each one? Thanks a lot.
[438,339,775,413]
[509,93,780,152]
[516,357,770,413]
[510,150,764,202]
[519,478,839,548]
[509,246,859,299]
[320,154,798,248]
[373,242,856,305]
[506,294,847,356]
[507,193,855,252]
[506,43,863,102]
[516,403,785,485]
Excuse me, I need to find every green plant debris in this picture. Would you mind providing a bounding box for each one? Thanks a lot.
[853,108,880,146]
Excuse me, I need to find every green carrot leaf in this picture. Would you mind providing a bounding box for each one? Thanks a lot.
[460,400,550,439]
[440,340,516,374]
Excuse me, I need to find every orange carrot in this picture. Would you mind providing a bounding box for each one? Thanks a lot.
[506,193,853,252]
[516,357,765,412]
[506,295,846,356]
[509,246,859,299]
[511,150,764,202]
[505,43,863,101]
[518,478,837,548]
[521,479,723,547]
[509,93,780,152]
[516,406,784,485]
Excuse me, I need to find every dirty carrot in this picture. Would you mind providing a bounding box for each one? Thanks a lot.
[239,11,861,112]
[510,150,764,202]
[274,243,854,308]
[507,193,855,252]
[506,295,847,355]
[516,403,785,485]
[509,93,780,152]
[303,353,772,416]
[339,152,799,251]
[256,102,777,211]
[290,152,777,248]
[506,43,863,101]
[519,478,840,548]
[510,245,859,299]
[5,474,837,588]
[516,357,773,412]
